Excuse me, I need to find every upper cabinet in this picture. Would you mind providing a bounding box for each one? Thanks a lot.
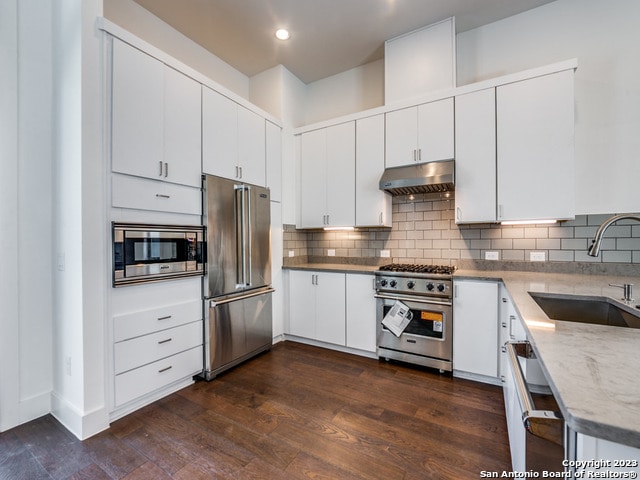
[202,86,266,187]
[299,122,355,229]
[385,97,454,168]
[111,39,201,188]
[455,68,575,224]
[355,115,392,227]
[496,69,575,222]
[454,88,497,223]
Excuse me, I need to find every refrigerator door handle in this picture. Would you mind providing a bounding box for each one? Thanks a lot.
[209,287,275,307]
[235,184,246,287]
[245,184,252,287]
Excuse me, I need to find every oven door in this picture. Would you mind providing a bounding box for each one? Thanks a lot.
[376,293,452,370]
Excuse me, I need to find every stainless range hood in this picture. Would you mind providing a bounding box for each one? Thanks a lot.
[379,159,454,195]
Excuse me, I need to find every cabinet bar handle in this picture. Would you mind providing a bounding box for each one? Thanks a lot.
[379,212,383,225]
[164,162,168,178]
[157,315,172,321]
[239,166,243,179]
[159,161,163,176]
[155,194,171,199]
[413,149,417,162]
[418,148,422,162]
[158,338,172,344]
[158,365,172,373]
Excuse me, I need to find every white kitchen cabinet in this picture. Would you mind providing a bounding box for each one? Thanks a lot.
[385,97,454,168]
[299,122,355,228]
[572,433,640,476]
[345,273,377,352]
[202,86,266,187]
[266,120,282,202]
[452,280,499,380]
[110,278,203,412]
[111,39,201,188]
[289,270,346,346]
[111,173,201,216]
[496,69,575,222]
[498,286,527,381]
[355,115,392,227]
[454,88,497,224]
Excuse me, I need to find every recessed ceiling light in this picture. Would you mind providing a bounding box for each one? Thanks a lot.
[275,29,290,40]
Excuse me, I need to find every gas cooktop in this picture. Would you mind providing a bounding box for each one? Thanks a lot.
[378,263,456,276]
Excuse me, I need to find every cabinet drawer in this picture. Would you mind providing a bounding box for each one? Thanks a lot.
[114,320,202,374]
[114,299,202,342]
[112,174,201,215]
[114,345,202,407]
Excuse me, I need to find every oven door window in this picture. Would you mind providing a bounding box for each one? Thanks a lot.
[382,305,445,339]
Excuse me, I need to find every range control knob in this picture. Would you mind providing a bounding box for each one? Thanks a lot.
[437,284,446,292]
[389,280,397,287]
[407,281,415,289]
[426,283,435,291]
[379,279,388,287]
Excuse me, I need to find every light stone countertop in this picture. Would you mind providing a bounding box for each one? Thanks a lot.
[456,269,640,449]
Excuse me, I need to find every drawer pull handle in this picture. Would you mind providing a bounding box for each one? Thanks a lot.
[158,338,172,345]
[155,194,171,199]
[158,366,172,373]
[157,315,172,321]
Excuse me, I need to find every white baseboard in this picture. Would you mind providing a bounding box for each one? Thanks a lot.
[51,391,110,440]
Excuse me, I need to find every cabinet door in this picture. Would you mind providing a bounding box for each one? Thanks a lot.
[453,280,499,378]
[266,121,282,202]
[202,87,238,179]
[111,40,164,180]
[164,67,202,187]
[385,106,418,167]
[345,274,376,352]
[299,129,327,228]
[315,272,346,345]
[289,271,316,338]
[356,115,392,227]
[325,122,355,227]
[238,105,266,186]
[497,70,575,222]
[454,89,497,223]
[417,97,454,163]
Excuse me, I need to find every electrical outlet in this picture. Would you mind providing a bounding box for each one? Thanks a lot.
[530,251,546,262]
[65,356,72,376]
[485,251,499,261]
[288,250,295,257]
[380,250,391,258]
[327,249,336,257]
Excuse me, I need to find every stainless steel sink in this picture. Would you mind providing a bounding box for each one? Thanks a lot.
[529,292,640,329]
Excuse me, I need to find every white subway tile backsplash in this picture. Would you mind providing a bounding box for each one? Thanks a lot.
[282,195,640,265]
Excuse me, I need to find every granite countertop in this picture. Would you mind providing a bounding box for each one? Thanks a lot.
[456,269,640,449]
[283,262,379,274]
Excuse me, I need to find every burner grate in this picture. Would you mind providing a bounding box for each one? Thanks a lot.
[378,263,456,275]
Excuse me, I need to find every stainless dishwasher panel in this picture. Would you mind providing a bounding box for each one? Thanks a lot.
[203,287,274,380]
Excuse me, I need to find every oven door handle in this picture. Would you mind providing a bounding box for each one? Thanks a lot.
[505,341,563,446]
[374,293,452,306]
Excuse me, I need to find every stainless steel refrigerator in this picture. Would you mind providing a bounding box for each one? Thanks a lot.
[202,174,273,380]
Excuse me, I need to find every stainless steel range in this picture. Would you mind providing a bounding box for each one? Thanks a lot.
[375,263,455,371]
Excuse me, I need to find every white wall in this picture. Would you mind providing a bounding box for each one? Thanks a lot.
[458,0,640,216]
[0,0,54,432]
[50,0,109,439]
[304,59,385,125]
[104,0,250,99]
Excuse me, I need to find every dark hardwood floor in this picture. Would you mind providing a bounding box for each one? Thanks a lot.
[0,341,511,479]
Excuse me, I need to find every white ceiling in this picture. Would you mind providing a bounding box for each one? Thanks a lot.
[132,0,556,84]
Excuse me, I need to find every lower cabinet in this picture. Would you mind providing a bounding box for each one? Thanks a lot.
[345,273,376,352]
[289,270,346,346]
[452,280,499,380]
[288,270,376,353]
[110,278,203,413]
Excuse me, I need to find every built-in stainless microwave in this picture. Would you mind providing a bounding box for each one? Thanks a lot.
[112,223,204,287]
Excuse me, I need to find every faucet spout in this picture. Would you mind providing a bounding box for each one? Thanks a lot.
[588,213,640,257]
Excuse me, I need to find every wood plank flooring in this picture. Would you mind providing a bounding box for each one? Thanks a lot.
[0,341,511,479]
